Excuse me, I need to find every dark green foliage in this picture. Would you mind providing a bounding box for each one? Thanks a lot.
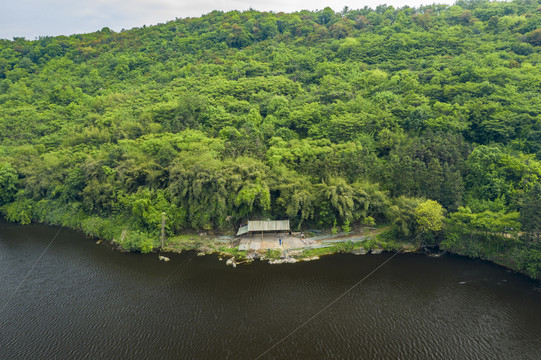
[0,163,18,204]
[0,1,539,267]
[521,183,541,241]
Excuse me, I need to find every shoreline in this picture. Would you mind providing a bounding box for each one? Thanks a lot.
[159,226,404,264]
[157,234,541,286]
[181,239,540,285]
[158,229,540,282]
[1,216,538,282]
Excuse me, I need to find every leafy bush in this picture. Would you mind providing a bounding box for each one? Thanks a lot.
[116,230,155,253]
[266,249,282,260]
[2,198,32,225]
[0,163,18,204]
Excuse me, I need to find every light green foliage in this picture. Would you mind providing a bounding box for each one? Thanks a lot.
[301,240,360,258]
[116,230,155,253]
[415,200,445,232]
[363,216,376,226]
[449,206,520,235]
[3,197,32,225]
[331,220,339,234]
[342,220,351,234]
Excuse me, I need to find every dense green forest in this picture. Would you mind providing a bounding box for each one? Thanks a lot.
[0,0,540,276]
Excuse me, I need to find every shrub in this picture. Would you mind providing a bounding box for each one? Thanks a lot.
[117,230,155,253]
[2,199,33,225]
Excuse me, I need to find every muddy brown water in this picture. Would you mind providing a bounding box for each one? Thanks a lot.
[1,219,540,359]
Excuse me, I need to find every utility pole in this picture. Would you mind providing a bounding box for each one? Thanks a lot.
[161,212,166,249]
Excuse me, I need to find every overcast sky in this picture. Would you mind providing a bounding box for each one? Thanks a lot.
[1,0,456,40]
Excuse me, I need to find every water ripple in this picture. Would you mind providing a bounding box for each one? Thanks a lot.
[1,223,541,359]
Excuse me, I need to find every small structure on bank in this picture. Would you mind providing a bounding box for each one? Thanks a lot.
[236,220,290,237]
[236,220,292,251]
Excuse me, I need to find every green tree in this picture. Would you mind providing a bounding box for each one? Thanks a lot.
[415,199,445,232]
[521,183,541,241]
[0,163,18,204]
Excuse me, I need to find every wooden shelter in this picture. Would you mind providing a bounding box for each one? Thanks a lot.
[236,220,290,236]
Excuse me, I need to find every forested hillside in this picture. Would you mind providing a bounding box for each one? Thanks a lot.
[0,0,540,276]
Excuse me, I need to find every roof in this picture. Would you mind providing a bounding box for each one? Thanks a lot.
[237,220,290,235]
[248,220,290,232]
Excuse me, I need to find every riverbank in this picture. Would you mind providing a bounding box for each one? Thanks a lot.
[0,200,397,260]
[158,227,540,282]
[159,226,418,266]
[0,205,538,281]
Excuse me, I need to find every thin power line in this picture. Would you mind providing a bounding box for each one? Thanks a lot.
[1,227,62,314]
[159,250,198,286]
[0,226,195,316]
[255,231,425,359]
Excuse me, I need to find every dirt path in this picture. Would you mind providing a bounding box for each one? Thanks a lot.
[311,226,389,243]
[235,226,390,252]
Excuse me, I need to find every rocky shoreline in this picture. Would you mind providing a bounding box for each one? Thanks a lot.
[106,227,539,281]
[161,227,401,266]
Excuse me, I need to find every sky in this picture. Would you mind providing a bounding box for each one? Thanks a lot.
[1,0,456,40]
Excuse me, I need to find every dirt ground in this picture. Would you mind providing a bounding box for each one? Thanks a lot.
[238,233,310,251]
[236,227,385,251]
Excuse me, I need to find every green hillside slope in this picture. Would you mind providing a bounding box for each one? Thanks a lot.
[0,0,539,277]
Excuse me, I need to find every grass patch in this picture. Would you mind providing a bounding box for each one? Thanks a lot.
[301,241,357,257]
[265,249,282,260]
[165,234,216,252]
[217,246,247,260]
[302,246,337,257]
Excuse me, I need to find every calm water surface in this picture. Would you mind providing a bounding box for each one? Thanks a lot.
[1,220,540,359]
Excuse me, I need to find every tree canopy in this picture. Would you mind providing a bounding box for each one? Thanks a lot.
[0,0,539,277]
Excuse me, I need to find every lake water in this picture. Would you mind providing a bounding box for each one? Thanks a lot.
[1,219,540,359]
